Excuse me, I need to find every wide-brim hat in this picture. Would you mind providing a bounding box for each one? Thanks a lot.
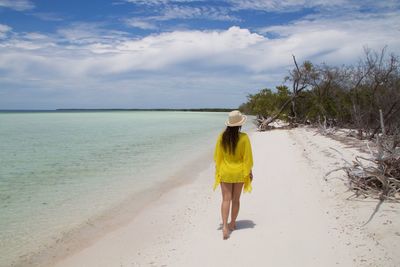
[225,110,247,127]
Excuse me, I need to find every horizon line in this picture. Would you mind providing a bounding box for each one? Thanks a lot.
[0,108,236,112]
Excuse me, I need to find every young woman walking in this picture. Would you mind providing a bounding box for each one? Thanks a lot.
[213,110,253,239]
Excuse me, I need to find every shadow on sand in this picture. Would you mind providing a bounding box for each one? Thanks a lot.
[217,220,256,230]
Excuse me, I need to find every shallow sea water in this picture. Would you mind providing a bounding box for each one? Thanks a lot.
[0,111,254,266]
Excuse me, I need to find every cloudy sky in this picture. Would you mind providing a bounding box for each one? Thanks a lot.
[0,0,399,109]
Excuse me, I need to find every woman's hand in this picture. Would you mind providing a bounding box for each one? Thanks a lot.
[249,170,253,181]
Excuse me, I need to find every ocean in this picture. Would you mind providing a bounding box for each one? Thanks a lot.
[0,111,253,266]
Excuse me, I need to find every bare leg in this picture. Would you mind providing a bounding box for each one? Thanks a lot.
[220,182,233,239]
[229,183,244,231]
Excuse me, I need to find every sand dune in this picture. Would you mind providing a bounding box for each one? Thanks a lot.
[51,128,400,267]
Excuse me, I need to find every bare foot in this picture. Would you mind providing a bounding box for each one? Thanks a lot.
[222,227,230,240]
[228,221,236,231]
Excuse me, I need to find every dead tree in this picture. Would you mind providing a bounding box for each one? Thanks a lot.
[348,47,400,139]
[289,55,313,121]
[258,55,310,131]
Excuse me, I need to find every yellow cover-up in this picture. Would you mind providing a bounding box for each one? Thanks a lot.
[213,132,253,193]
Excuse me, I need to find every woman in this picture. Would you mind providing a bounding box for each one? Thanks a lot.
[213,110,253,240]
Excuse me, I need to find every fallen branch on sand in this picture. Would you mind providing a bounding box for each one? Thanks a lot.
[255,116,291,131]
[317,116,336,136]
[326,135,400,202]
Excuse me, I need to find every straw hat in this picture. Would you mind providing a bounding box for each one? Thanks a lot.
[225,110,247,127]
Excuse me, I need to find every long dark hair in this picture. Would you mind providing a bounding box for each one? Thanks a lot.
[222,126,241,154]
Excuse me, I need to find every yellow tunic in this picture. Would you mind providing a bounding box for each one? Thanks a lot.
[213,132,253,193]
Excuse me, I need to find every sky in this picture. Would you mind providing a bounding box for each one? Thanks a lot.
[0,0,399,109]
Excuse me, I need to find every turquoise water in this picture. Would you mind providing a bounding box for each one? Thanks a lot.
[0,111,253,266]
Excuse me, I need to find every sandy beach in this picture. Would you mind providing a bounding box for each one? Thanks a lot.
[2,1,399,266]
[45,127,400,267]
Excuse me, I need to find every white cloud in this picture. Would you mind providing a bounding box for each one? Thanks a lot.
[160,5,237,21]
[123,0,202,5]
[258,12,400,64]
[30,12,64,21]
[1,17,399,76]
[123,0,167,4]
[23,32,52,40]
[121,0,363,13]
[1,8,400,108]
[124,5,237,29]
[2,18,398,80]
[0,24,12,38]
[228,0,400,12]
[228,0,345,11]
[122,0,400,14]
[98,26,263,73]
[0,0,34,11]
[56,23,129,45]
[124,19,158,30]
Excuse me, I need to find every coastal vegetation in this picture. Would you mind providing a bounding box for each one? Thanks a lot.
[239,47,400,138]
[239,47,400,202]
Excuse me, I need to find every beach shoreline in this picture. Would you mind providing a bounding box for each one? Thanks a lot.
[13,127,400,267]
[0,111,231,267]
[45,127,399,267]
[12,149,215,267]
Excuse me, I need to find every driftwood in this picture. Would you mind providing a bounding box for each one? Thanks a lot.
[327,113,400,202]
[369,103,400,139]
[317,116,336,136]
[327,138,400,202]
[256,115,291,131]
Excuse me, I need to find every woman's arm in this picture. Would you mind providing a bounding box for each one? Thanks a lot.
[214,134,223,170]
[243,134,253,179]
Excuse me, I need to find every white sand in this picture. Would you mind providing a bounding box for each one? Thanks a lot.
[50,128,400,267]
